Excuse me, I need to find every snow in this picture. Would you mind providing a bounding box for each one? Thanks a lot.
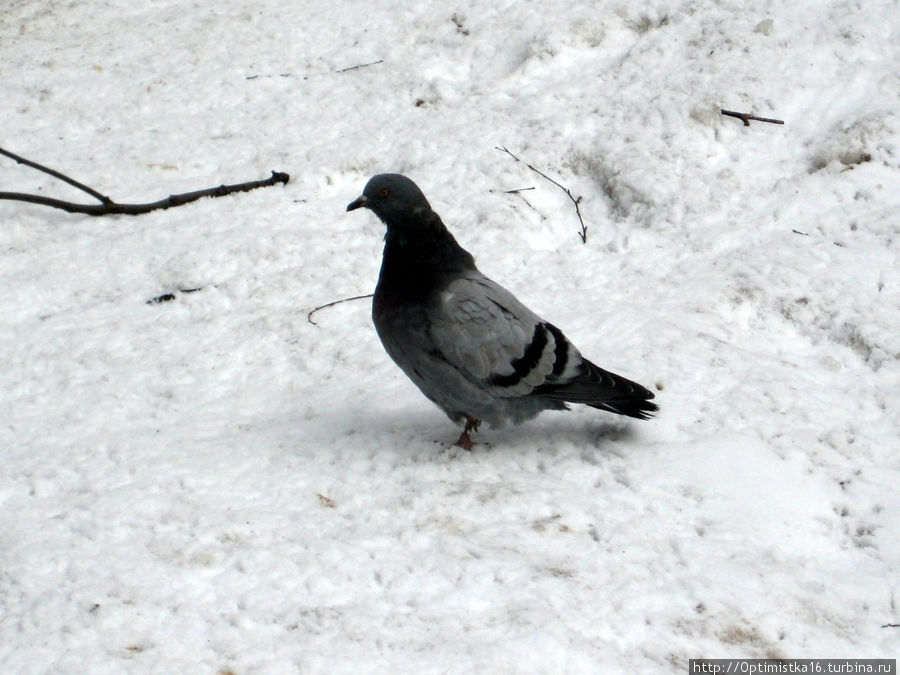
[1,0,898,672]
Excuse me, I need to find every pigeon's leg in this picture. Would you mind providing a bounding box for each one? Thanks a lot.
[454,416,481,451]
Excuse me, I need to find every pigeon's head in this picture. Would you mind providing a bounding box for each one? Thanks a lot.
[346,174,432,225]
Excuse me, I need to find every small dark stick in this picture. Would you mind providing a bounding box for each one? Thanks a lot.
[307,293,374,326]
[0,146,112,204]
[0,145,289,216]
[146,287,205,305]
[720,109,785,126]
[336,59,383,73]
[495,145,588,243]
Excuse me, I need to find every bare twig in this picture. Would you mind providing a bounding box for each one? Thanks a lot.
[246,73,295,80]
[720,109,785,126]
[336,59,383,73]
[495,145,588,243]
[489,186,535,194]
[881,623,899,628]
[0,146,112,203]
[307,293,373,326]
[146,287,205,305]
[496,189,541,216]
[0,145,289,216]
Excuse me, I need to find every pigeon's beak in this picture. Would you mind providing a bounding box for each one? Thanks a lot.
[346,195,368,212]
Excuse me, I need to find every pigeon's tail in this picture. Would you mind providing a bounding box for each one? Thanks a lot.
[541,359,658,420]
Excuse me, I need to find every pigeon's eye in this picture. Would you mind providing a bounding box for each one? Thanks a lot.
[379,188,391,198]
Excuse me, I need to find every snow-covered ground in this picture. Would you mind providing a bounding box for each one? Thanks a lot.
[1,1,898,672]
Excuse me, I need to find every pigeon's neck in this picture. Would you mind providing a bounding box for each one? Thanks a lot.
[377,211,475,296]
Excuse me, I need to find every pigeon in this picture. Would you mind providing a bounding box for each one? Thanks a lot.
[347,173,657,449]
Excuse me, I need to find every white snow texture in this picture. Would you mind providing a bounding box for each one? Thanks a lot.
[1,1,898,673]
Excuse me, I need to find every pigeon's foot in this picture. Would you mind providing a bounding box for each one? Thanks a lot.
[454,416,481,451]
[454,430,475,451]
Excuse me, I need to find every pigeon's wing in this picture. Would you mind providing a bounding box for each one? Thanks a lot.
[428,272,581,397]
[429,271,658,418]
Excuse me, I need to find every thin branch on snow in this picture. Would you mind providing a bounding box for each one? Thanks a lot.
[146,287,205,305]
[1,146,112,203]
[336,59,383,73]
[720,109,785,126]
[495,145,588,243]
[489,186,536,194]
[307,293,374,326]
[245,72,295,80]
[492,186,542,217]
[0,145,289,216]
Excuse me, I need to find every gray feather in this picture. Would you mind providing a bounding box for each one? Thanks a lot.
[430,273,577,397]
